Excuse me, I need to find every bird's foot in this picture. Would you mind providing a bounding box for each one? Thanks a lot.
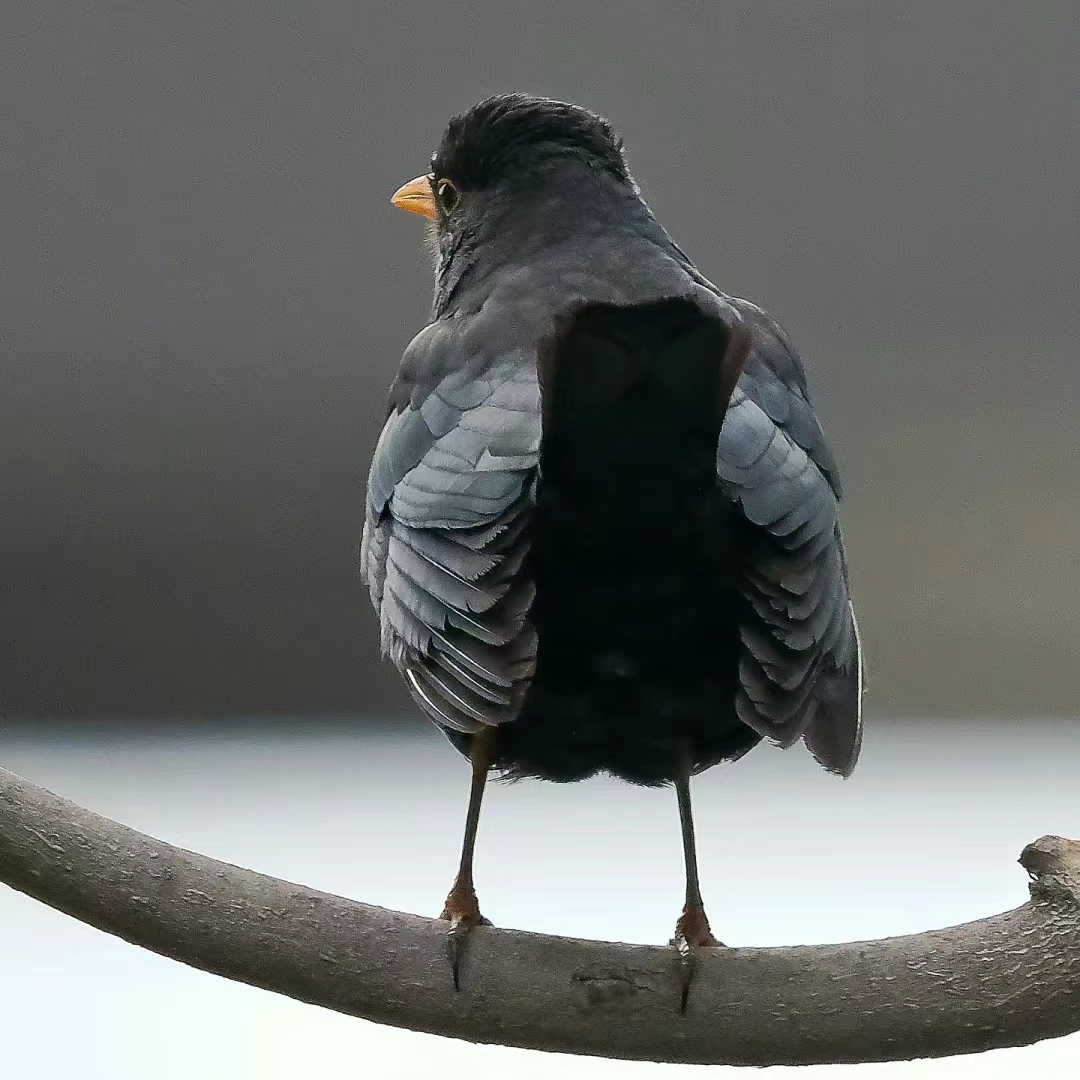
[440,883,492,991]
[671,905,723,1014]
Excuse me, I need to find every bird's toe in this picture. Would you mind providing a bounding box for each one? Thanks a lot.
[673,905,723,951]
[670,905,724,1013]
[440,889,491,990]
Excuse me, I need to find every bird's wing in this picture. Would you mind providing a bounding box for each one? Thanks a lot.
[717,306,864,775]
[360,329,541,734]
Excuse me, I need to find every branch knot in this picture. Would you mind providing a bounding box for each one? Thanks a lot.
[1019,835,1080,908]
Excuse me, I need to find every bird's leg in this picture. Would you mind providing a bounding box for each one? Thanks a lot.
[674,768,720,949]
[440,727,494,990]
[671,742,722,1012]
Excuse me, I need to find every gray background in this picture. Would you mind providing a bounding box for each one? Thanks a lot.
[2,2,1078,719]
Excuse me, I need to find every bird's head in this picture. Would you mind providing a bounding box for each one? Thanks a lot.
[391,95,639,306]
[392,93,631,223]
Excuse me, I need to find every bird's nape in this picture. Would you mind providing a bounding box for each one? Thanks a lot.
[432,93,631,193]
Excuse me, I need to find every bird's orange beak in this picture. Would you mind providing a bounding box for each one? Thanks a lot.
[391,175,437,219]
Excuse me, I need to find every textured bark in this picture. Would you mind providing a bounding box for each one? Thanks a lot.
[1,763,1078,1066]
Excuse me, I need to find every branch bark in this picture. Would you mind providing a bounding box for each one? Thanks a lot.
[1,763,1078,1066]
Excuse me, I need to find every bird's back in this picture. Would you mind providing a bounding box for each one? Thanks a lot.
[490,300,761,784]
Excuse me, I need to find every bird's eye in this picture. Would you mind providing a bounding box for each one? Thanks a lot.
[436,178,459,214]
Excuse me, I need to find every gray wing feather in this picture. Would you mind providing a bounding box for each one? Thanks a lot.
[360,341,541,735]
[719,328,864,776]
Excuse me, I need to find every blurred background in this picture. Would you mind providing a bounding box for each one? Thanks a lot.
[1,3,1077,1077]
[2,716,1079,1078]
[2,1,1076,719]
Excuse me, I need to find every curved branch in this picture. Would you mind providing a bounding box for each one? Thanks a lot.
[1,764,1078,1066]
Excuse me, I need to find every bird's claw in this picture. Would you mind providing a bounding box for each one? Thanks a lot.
[440,890,491,991]
[670,906,723,1014]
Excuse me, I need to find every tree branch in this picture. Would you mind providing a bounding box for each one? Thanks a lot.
[1,763,1078,1066]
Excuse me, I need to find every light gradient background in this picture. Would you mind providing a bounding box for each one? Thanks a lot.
[2,2,1078,1077]
[1,718,1079,1076]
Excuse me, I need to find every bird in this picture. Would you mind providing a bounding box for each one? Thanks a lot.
[361,93,863,1000]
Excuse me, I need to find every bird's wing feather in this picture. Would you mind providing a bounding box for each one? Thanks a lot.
[360,334,541,734]
[728,298,844,496]
[718,311,863,775]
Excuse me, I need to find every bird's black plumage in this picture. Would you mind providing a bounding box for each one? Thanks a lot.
[486,299,760,785]
[362,94,863,788]
[431,94,630,193]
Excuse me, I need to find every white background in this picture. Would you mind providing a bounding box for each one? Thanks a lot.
[2,717,1077,1078]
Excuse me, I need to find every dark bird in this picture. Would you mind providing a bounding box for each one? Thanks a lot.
[361,94,863,996]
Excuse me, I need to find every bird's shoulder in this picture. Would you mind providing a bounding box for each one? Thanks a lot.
[720,296,842,499]
[363,302,546,551]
